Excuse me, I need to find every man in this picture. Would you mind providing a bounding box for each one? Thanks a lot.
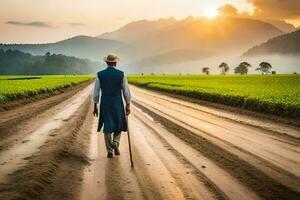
[92,53,131,158]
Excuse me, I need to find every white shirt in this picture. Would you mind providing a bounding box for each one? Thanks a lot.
[92,73,131,104]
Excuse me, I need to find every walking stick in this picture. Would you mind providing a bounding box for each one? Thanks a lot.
[126,116,134,167]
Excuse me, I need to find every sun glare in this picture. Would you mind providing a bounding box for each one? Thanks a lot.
[205,8,218,19]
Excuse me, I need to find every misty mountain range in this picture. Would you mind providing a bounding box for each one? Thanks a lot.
[0,36,123,62]
[0,16,299,73]
[243,29,300,56]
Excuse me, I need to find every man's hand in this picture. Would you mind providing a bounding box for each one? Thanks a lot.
[93,104,98,117]
[126,104,131,115]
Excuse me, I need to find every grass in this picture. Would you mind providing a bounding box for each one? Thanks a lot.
[128,74,300,118]
[0,75,94,103]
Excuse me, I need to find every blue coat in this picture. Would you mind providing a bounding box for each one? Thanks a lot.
[96,67,127,134]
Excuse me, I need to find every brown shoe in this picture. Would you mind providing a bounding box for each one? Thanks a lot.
[113,142,120,156]
[107,152,113,158]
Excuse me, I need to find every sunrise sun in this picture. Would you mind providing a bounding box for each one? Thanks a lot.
[204,8,218,19]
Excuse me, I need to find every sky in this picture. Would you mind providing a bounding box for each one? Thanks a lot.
[0,0,300,43]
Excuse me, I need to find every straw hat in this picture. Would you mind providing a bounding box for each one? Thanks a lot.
[104,53,119,63]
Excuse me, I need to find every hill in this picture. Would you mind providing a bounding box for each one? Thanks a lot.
[0,49,100,75]
[0,17,284,67]
[264,20,296,33]
[127,17,282,54]
[130,48,213,67]
[111,16,283,66]
[0,36,123,61]
[243,30,300,56]
[99,18,178,43]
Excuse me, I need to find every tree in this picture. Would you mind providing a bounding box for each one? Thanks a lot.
[256,62,272,74]
[219,62,229,75]
[202,67,210,75]
[234,62,251,75]
[0,49,99,75]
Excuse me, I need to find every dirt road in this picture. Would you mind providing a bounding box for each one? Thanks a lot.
[0,83,299,200]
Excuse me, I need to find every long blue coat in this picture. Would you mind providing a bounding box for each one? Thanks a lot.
[96,67,127,134]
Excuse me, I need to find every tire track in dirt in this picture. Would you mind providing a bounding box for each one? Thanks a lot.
[131,106,260,200]
[0,84,94,200]
[132,88,300,167]
[130,86,300,191]
[132,99,300,199]
[0,85,92,183]
[130,85,300,138]
[131,97,300,192]
[130,111,224,200]
[132,95,300,177]
[0,81,93,143]
[40,101,94,200]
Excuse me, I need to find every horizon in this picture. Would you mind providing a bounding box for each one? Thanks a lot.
[1,0,300,44]
[1,15,299,45]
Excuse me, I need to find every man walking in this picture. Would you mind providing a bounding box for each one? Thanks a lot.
[92,53,131,158]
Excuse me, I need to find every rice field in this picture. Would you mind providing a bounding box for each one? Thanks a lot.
[0,75,94,103]
[128,74,300,118]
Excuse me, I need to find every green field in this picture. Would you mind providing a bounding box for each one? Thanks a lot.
[128,75,300,118]
[0,75,94,103]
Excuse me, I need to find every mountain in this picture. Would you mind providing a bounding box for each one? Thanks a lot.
[264,20,296,33]
[0,49,99,75]
[0,17,284,68]
[114,16,283,65]
[0,36,123,61]
[98,18,178,43]
[243,30,300,56]
[130,48,213,67]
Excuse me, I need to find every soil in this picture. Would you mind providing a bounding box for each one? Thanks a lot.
[0,83,299,200]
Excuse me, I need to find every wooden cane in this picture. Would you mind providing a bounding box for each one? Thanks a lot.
[126,116,134,167]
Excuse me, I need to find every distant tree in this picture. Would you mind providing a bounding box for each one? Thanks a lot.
[234,62,251,75]
[0,49,99,75]
[256,62,272,74]
[219,62,229,75]
[45,52,51,57]
[202,67,210,75]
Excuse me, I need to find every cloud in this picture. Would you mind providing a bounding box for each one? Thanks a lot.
[217,4,251,18]
[218,1,300,22]
[6,21,52,28]
[218,4,239,16]
[246,0,300,20]
[67,22,87,27]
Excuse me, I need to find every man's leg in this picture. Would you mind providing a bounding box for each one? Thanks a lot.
[104,133,114,158]
[113,132,121,155]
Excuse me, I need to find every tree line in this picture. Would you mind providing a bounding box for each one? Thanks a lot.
[202,62,274,75]
[0,49,100,75]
